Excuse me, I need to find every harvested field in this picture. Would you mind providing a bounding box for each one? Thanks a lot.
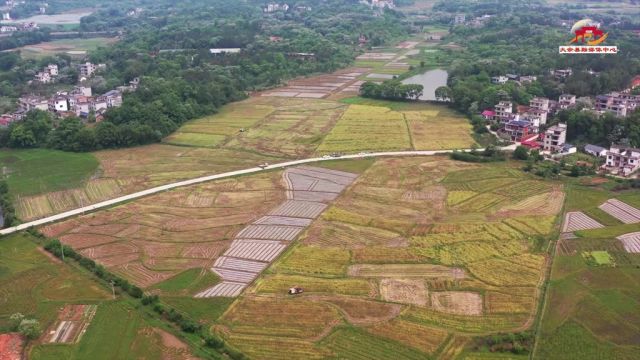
[380,278,428,306]
[222,158,563,354]
[224,98,347,157]
[348,264,465,279]
[320,297,401,325]
[599,199,640,224]
[222,296,341,338]
[431,291,483,316]
[49,171,285,288]
[366,320,449,355]
[616,232,640,253]
[562,211,605,232]
[261,68,370,99]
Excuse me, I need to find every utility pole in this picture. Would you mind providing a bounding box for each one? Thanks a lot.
[60,241,64,261]
[110,280,116,299]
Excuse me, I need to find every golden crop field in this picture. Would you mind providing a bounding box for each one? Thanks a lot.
[317,104,412,153]
[404,108,476,150]
[221,157,563,358]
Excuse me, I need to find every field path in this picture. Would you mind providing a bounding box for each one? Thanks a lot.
[0,148,523,237]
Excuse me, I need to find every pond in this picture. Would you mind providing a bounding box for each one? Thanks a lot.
[401,69,448,101]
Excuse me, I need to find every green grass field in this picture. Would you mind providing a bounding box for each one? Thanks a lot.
[30,301,199,360]
[535,183,640,359]
[0,233,108,330]
[0,149,99,196]
[151,268,220,296]
[16,37,117,59]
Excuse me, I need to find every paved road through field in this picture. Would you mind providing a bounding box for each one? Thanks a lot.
[1,147,519,236]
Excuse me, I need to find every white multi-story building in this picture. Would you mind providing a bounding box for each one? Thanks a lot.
[604,145,640,177]
[493,101,513,122]
[34,72,51,83]
[543,123,567,152]
[46,64,58,76]
[529,97,550,112]
[48,95,69,112]
[558,94,576,110]
[491,76,508,84]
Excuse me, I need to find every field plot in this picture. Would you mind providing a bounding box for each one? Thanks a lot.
[317,104,411,152]
[0,233,109,331]
[562,211,604,232]
[221,157,562,358]
[224,98,347,157]
[196,166,358,297]
[617,232,640,253]
[165,98,275,147]
[44,304,97,344]
[94,144,279,194]
[317,102,476,153]
[261,67,370,98]
[599,199,640,224]
[537,182,640,360]
[42,171,286,288]
[14,37,117,59]
[404,107,476,150]
[33,301,200,360]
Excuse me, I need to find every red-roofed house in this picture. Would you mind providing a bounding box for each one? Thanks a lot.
[631,75,640,89]
[0,114,13,127]
[481,110,495,120]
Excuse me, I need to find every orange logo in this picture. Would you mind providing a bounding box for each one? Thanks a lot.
[570,19,608,46]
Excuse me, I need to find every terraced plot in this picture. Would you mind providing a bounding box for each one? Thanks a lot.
[196,166,358,297]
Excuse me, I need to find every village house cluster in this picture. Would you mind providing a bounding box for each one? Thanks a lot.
[1,74,139,126]
[482,71,640,177]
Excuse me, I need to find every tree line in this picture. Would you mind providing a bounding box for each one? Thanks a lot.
[360,80,423,101]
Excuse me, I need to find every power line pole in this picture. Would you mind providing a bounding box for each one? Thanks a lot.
[60,241,65,261]
[110,280,116,299]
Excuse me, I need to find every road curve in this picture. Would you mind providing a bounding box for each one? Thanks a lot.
[0,148,494,236]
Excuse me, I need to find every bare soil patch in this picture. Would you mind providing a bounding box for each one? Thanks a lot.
[380,278,428,306]
[431,291,483,316]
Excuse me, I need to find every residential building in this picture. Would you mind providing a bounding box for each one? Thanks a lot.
[558,94,576,110]
[46,64,58,76]
[0,26,17,32]
[2,12,10,20]
[585,144,607,157]
[506,74,519,81]
[522,109,547,128]
[504,120,533,142]
[72,86,92,97]
[553,68,573,80]
[481,110,495,120]
[519,75,537,83]
[79,62,98,77]
[595,92,640,117]
[604,145,640,177]
[103,90,123,108]
[19,96,48,111]
[263,3,289,12]
[454,14,465,25]
[543,123,568,152]
[0,114,14,127]
[209,48,241,55]
[529,97,550,112]
[34,71,51,83]
[48,95,69,112]
[631,75,640,89]
[493,101,513,122]
[491,76,508,84]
